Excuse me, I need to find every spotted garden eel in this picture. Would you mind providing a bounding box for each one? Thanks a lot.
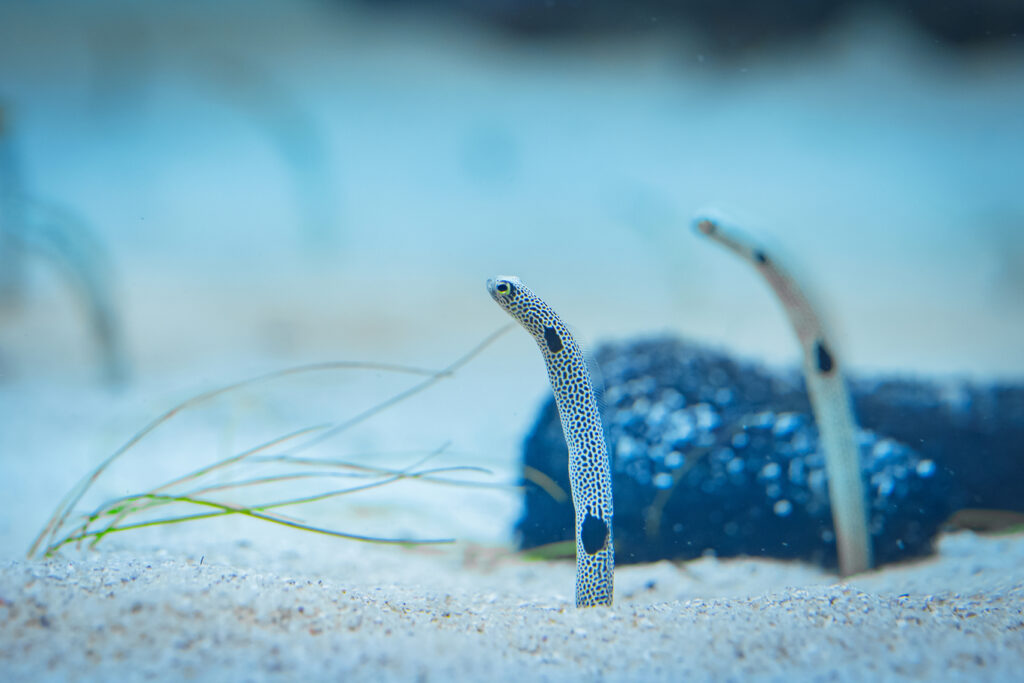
[695,218,872,576]
[487,276,614,607]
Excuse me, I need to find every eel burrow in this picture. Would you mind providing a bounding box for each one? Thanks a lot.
[487,276,614,606]
[695,218,872,576]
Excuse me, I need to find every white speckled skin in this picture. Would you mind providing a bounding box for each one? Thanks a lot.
[487,276,614,607]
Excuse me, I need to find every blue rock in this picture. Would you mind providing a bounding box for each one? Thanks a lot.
[515,336,1021,568]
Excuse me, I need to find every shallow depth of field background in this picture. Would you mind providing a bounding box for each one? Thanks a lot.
[1,0,1022,560]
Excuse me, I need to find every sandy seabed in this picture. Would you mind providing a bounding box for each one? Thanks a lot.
[2,531,1022,683]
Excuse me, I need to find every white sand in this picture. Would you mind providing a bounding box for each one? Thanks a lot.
[2,532,1023,682]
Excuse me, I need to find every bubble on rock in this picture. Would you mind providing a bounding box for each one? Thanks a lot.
[605,385,627,406]
[660,388,685,410]
[693,403,720,431]
[714,387,734,406]
[616,436,644,461]
[648,443,669,461]
[664,412,696,443]
[646,402,670,425]
[872,439,899,461]
[664,451,684,469]
[858,430,878,448]
[875,473,895,497]
[788,459,806,486]
[791,432,813,455]
[773,413,802,437]
[653,472,673,489]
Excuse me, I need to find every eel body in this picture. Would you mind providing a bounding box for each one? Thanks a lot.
[487,276,614,607]
[695,218,872,576]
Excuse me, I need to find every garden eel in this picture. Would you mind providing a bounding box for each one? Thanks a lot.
[695,218,872,576]
[487,276,614,607]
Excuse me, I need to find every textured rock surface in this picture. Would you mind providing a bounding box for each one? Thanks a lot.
[518,337,1022,567]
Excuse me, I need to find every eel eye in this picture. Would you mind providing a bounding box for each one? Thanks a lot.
[495,281,513,296]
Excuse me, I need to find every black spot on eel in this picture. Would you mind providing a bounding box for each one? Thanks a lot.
[487,276,614,607]
[815,340,835,375]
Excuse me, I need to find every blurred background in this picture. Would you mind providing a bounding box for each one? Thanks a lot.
[1,0,1022,557]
